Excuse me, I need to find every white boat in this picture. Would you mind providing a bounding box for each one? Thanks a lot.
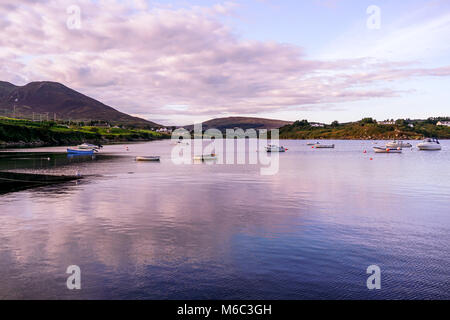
[386,141,412,148]
[193,154,217,161]
[314,143,334,149]
[306,142,318,146]
[135,156,160,161]
[373,146,402,153]
[78,143,101,150]
[265,145,286,152]
[417,138,441,151]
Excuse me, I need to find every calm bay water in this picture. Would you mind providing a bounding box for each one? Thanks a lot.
[0,140,449,299]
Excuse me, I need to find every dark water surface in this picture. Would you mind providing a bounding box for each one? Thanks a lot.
[0,140,449,299]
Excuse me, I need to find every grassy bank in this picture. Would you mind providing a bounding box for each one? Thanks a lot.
[279,118,450,140]
[0,117,168,148]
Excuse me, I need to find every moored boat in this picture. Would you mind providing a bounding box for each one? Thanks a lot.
[386,141,412,148]
[193,154,218,161]
[78,143,101,149]
[314,143,334,149]
[265,145,287,152]
[373,146,402,153]
[67,148,96,155]
[135,156,160,161]
[417,138,441,151]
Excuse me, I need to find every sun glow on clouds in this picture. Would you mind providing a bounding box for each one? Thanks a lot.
[1,0,450,125]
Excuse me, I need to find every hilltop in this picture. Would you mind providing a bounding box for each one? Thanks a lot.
[183,116,292,132]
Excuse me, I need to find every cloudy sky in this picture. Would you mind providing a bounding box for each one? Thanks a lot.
[1,0,450,125]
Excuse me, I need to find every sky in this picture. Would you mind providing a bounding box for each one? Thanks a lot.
[1,0,450,125]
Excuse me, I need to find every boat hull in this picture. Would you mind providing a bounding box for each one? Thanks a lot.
[314,144,335,149]
[135,156,160,161]
[417,145,441,151]
[193,155,218,161]
[67,148,95,155]
[373,147,402,153]
[265,146,286,152]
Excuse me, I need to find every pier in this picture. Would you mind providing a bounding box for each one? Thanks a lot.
[0,171,82,194]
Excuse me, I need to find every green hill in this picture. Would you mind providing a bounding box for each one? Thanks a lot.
[279,118,450,140]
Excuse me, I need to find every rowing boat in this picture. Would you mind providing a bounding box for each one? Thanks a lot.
[193,154,218,161]
[67,148,96,155]
[314,144,335,148]
[373,146,402,153]
[135,156,160,161]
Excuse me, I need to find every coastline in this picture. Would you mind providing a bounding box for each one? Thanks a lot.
[0,121,170,149]
[0,137,166,149]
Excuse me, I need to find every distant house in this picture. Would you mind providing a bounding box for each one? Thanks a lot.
[408,123,414,128]
[377,121,395,125]
[311,123,325,127]
[156,127,172,133]
[437,121,450,127]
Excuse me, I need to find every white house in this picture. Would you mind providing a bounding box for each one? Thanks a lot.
[377,121,395,125]
[156,127,172,133]
[311,123,325,127]
[436,121,450,127]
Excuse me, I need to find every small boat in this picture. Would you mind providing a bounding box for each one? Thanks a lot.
[386,141,412,148]
[77,143,101,149]
[373,146,402,153]
[135,156,160,161]
[306,142,318,146]
[67,148,96,155]
[314,143,334,149]
[193,154,218,161]
[417,138,441,151]
[265,145,287,152]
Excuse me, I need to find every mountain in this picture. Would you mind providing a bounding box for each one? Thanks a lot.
[0,81,161,128]
[0,82,16,100]
[183,116,292,131]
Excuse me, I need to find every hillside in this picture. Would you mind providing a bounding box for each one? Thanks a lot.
[0,117,167,148]
[0,81,161,128]
[279,118,450,140]
[184,116,292,132]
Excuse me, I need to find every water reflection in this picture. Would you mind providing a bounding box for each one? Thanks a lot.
[0,140,449,299]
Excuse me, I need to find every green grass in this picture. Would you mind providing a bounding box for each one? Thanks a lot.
[0,117,167,147]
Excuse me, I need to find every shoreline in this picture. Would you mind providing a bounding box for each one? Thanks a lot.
[2,137,449,149]
[0,137,167,149]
